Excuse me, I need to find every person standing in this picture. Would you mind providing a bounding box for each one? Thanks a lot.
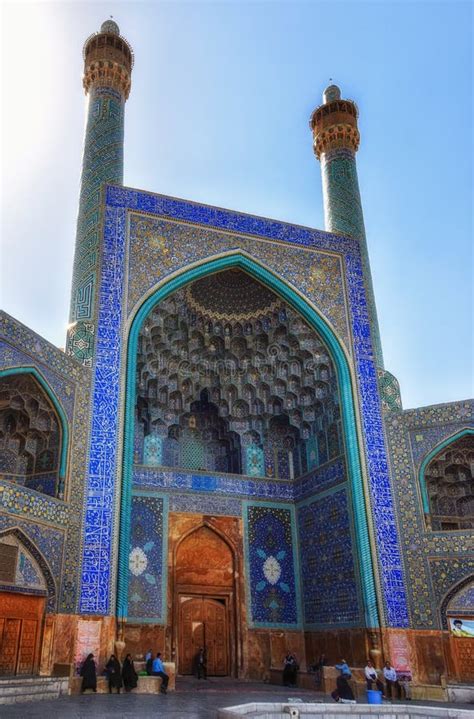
[79,653,97,693]
[365,660,385,695]
[335,658,352,679]
[196,646,207,680]
[383,661,401,699]
[332,659,355,703]
[122,653,138,692]
[282,651,298,687]
[152,652,169,694]
[105,654,122,694]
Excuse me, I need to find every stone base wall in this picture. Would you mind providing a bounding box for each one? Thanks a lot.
[34,615,468,696]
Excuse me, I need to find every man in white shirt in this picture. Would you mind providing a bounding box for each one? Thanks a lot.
[364,660,385,695]
[383,661,402,699]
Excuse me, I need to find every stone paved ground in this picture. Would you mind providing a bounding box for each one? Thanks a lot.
[1,678,473,718]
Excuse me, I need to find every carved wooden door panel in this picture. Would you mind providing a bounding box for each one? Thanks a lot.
[17,620,38,675]
[179,598,204,675]
[204,599,227,676]
[0,592,45,675]
[178,596,228,676]
[0,618,21,675]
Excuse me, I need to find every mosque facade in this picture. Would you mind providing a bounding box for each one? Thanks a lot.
[0,20,473,694]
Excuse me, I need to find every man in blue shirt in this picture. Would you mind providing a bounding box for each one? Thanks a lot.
[151,652,169,694]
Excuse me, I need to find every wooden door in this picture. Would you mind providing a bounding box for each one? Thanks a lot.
[203,598,227,676]
[178,596,228,676]
[0,592,45,675]
[0,618,21,675]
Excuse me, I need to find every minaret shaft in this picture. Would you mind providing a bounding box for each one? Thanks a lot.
[66,21,132,366]
[311,87,384,368]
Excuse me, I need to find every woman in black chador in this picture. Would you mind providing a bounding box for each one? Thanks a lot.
[122,653,138,692]
[80,653,97,693]
[282,651,298,687]
[105,654,123,694]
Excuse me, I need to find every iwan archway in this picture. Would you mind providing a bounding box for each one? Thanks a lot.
[117,251,380,651]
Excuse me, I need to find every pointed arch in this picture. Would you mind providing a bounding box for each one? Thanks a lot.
[440,573,474,630]
[0,526,56,604]
[418,427,474,515]
[117,250,379,627]
[0,367,69,481]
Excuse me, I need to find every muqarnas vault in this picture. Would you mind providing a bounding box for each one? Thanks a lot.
[0,19,473,694]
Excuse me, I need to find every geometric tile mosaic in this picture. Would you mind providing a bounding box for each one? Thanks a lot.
[245,503,300,627]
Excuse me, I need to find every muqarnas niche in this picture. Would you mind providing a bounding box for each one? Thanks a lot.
[134,269,343,481]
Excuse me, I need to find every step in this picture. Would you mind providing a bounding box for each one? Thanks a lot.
[0,677,69,705]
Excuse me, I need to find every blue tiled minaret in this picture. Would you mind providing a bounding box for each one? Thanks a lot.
[67,20,133,366]
[310,85,384,368]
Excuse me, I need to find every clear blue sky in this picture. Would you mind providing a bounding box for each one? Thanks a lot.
[1,1,472,409]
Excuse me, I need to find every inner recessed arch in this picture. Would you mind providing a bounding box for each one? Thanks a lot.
[135,268,342,480]
[118,251,378,628]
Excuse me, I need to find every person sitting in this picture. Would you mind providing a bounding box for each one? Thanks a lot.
[151,652,169,694]
[365,660,385,696]
[282,651,298,687]
[79,653,97,694]
[105,654,122,694]
[383,661,401,699]
[122,653,138,692]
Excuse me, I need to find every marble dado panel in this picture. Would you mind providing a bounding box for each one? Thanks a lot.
[384,402,474,630]
[126,214,351,353]
[0,311,92,614]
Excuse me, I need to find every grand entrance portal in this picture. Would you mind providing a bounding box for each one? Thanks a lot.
[178,596,228,675]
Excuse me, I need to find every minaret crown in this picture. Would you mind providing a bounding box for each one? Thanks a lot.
[82,21,134,99]
[309,85,360,159]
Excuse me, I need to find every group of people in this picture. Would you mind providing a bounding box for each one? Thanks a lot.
[331,657,409,703]
[80,653,138,694]
[283,650,409,704]
[79,650,169,695]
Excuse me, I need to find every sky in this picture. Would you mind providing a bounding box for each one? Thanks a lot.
[1,0,472,409]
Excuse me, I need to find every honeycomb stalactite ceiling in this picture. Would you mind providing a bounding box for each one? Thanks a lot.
[425,435,474,531]
[0,375,61,498]
[135,270,343,479]
[186,269,282,321]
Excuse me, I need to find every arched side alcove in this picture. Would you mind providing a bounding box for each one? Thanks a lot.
[440,574,474,683]
[419,428,474,531]
[173,522,238,676]
[0,528,56,676]
[117,251,379,632]
[0,368,70,499]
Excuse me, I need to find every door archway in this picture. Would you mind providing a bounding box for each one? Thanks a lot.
[173,523,237,676]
